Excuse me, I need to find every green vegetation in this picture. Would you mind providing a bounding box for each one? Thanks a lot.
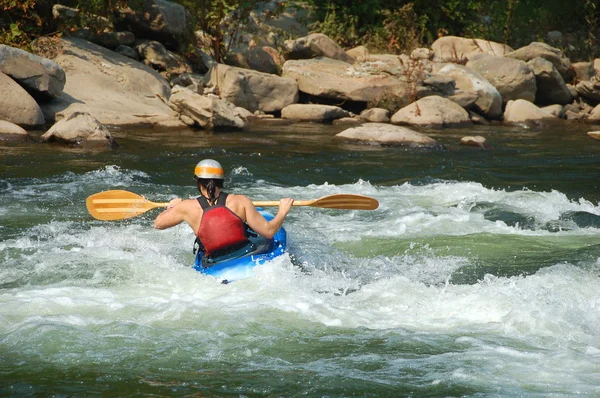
[305,0,600,59]
[1,0,599,60]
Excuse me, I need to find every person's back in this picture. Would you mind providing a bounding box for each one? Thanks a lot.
[154,159,294,256]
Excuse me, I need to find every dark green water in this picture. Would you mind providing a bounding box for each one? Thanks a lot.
[1,122,600,396]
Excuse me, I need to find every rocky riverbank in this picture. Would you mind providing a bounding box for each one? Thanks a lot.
[1,0,600,149]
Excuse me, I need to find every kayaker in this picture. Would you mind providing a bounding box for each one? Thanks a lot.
[154,159,294,259]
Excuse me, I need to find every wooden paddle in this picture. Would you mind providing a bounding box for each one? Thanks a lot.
[86,190,379,221]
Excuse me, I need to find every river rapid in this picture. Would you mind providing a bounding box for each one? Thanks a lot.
[1,123,600,396]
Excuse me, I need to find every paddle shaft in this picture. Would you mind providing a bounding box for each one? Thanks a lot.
[253,200,311,207]
[114,200,340,208]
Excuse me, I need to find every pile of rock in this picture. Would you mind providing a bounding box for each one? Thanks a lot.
[2,0,600,150]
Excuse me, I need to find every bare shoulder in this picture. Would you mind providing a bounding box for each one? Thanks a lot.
[226,193,252,205]
[180,197,201,208]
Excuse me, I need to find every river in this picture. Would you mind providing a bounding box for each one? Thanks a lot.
[1,122,600,396]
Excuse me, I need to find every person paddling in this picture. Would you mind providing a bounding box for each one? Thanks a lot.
[154,159,294,260]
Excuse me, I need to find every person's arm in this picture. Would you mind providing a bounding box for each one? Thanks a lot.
[244,196,294,238]
[154,198,185,229]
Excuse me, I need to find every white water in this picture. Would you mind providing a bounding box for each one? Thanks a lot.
[1,166,600,395]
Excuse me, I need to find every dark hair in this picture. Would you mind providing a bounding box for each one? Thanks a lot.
[196,178,224,204]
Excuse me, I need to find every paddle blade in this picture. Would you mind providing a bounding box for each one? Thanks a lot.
[86,190,168,221]
[310,194,379,210]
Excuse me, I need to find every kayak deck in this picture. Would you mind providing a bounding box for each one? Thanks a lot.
[192,209,287,283]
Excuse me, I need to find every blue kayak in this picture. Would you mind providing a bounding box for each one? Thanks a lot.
[193,209,287,283]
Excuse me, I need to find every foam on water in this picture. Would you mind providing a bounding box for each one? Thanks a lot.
[2,167,600,394]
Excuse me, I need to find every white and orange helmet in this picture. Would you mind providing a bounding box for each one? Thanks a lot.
[194,159,224,180]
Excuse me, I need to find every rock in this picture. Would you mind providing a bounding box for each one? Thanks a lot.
[565,110,587,121]
[567,84,578,99]
[115,0,194,50]
[0,120,30,141]
[41,112,117,147]
[281,104,350,122]
[541,104,565,118]
[53,5,112,31]
[282,57,410,106]
[411,48,433,60]
[588,104,600,122]
[527,57,572,105]
[435,63,502,119]
[587,131,600,140]
[460,135,492,149]
[333,117,362,125]
[203,64,298,113]
[594,59,600,76]
[0,72,45,126]
[503,99,560,127]
[335,122,442,149]
[445,90,479,109]
[360,108,390,123]
[135,40,191,75]
[417,75,456,97]
[223,49,250,69]
[234,106,254,121]
[230,1,312,49]
[0,44,66,101]
[431,36,513,63]
[254,1,311,38]
[227,46,284,75]
[346,46,370,62]
[505,42,573,83]
[391,96,472,128]
[115,44,139,60]
[169,86,245,130]
[247,46,284,75]
[52,4,79,21]
[467,55,536,104]
[284,33,355,64]
[170,72,204,94]
[468,110,489,124]
[39,38,182,128]
[575,79,600,102]
[83,30,136,50]
[179,114,196,127]
[572,61,594,82]
[547,30,563,44]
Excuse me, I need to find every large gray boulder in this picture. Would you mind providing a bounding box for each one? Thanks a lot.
[39,38,182,127]
[503,99,560,127]
[391,96,471,128]
[467,55,537,105]
[203,64,298,113]
[431,36,513,63]
[435,63,502,119]
[572,61,595,82]
[41,112,117,147]
[505,42,573,83]
[335,123,442,149]
[281,104,350,122]
[0,44,65,101]
[284,33,355,64]
[0,72,45,126]
[282,57,410,106]
[527,57,572,105]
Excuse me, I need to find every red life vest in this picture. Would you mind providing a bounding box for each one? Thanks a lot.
[197,193,248,256]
